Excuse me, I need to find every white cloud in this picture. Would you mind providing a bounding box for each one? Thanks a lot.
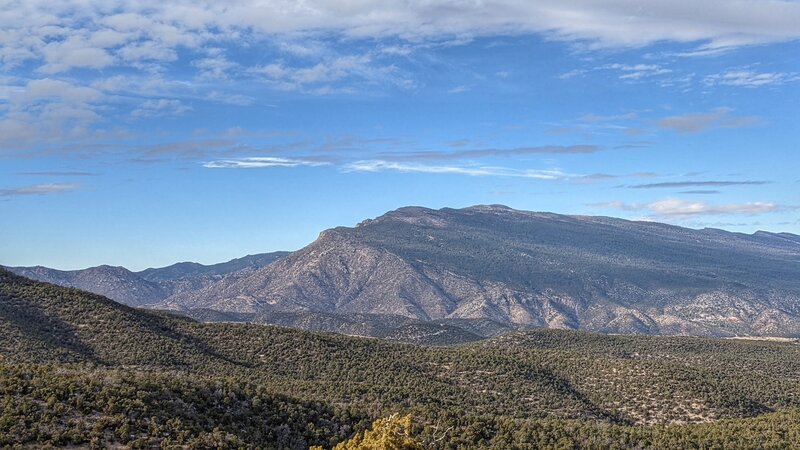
[193,48,237,80]
[4,0,800,75]
[591,198,786,217]
[250,54,396,92]
[88,28,138,48]
[704,70,798,88]
[447,85,470,94]
[0,182,80,196]
[604,63,672,80]
[206,91,255,106]
[204,155,579,180]
[558,69,587,79]
[343,160,573,179]
[657,107,759,133]
[118,41,178,64]
[0,78,106,149]
[203,156,331,168]
[648,199,779,216]
[131,99,192,118]
[39,37,115,74]
[20,79,104,104]
[89,74,184,98]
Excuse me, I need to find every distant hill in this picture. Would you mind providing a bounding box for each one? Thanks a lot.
[138,252,289,281]
[3,269,800,448]
[155,205,800,337]
[5,264,167,307]
[5,251,287,307]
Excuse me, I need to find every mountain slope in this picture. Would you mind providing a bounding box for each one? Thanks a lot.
[5,251,287,307]
[0,267,249,367]
[0,363,361,449]
[4,269,800,448]
[138,251,288,282]
[6,265,167,307]
[176,308,506,344]
[158,205,800,336]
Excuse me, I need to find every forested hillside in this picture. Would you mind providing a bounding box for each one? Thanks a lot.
[3,269,800,448]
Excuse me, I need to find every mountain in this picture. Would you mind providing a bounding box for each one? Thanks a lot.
[157,205,800,337]
[6,264,167,307]
[3,268,800,448]
[138,251,289,281]
[4,251,287,307]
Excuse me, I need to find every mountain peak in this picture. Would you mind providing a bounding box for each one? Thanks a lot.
[362,204,524,228]
[462,204,515,212]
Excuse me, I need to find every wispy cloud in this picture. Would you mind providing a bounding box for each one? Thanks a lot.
[377,145,601,161]
[705,70,798,88]
[629,180,769,189]
[678,190,721,195]
[603,63,672,80]
[250,53,406,94]
[590,198,789,217]
[447,85,470,94]
[137,138,240,159]
[575,173,618,182]
[0,183,79,197]
[546,111,649,139]
[343,160,574,180]
[203,156,331,169]
[131,99,192,118]
[657,107,759,133]
[200,141,608,181]
[16,171,98,176]
[578,113,639,123]
[193,48,237,80]
[206,91,255,106]
[647,199,781,216]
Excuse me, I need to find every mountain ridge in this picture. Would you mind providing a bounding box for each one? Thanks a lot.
[5,251,288,307]
[155,205,800,337]
[6,205,800,337]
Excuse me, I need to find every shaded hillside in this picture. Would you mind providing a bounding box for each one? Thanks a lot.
[0,268,245,367]
[3,269,800,425]
[0,363,363,449]
[158,205,800,336]
[4,270,800,447]
[5,251,286,307]
[176,308,513,344]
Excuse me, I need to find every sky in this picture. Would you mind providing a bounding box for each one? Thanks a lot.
[0,0,799,271]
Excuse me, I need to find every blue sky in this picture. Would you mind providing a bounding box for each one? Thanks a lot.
[1,0,798,270]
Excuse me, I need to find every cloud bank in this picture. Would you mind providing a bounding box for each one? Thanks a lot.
[4,0,800,75]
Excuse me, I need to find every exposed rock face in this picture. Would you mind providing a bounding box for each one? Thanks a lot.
[6,252,287,307]
[155,205,800,337]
